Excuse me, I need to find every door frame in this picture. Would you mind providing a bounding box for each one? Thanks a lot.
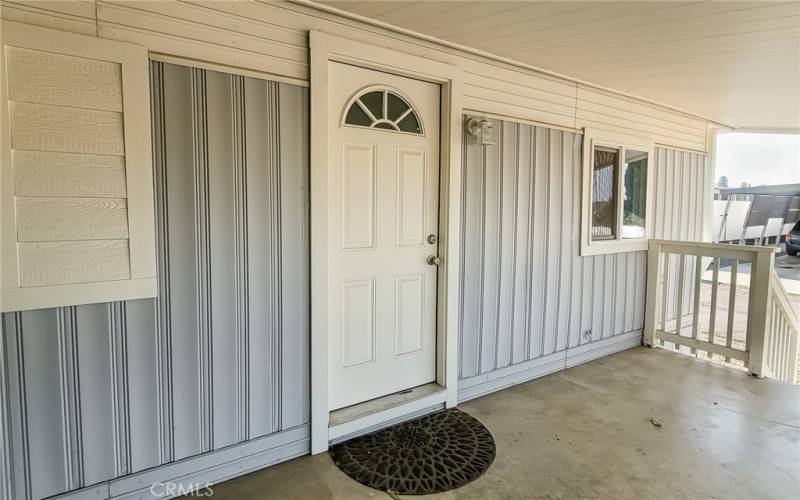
[309,31,463,453]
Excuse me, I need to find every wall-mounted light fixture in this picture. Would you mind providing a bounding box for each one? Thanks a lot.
[466,115,495,146]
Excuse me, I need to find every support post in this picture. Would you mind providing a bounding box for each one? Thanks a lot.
[746,249,775,377]
[643,241,662,347]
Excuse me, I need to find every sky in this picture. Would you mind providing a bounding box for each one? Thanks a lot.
[714,132,800,188]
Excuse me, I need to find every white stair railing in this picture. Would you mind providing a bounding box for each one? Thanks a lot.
[643,240,794,381]
[764,269,799,384]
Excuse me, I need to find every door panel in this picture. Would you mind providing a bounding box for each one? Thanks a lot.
[328,62,440,410]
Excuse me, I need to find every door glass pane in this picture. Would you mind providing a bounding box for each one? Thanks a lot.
[387,92,409,120]
[592,146,619,240]
[360,91,384,119]
[397,111,422,134]
[345,103,372,127]
[622,149,648,239]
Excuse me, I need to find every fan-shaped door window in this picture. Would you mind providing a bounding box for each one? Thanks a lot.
[344,88,423,135]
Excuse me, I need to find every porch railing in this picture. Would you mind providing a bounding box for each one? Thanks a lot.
[643,239,798,383]
[764,269,800,383]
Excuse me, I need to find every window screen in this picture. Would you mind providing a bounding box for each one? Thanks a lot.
[591,146,619,240]
[622,150,648,239]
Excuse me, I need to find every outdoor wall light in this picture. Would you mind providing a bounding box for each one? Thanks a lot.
[466,115,495,146]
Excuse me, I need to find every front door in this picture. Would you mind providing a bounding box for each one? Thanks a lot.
[328,62,441,410]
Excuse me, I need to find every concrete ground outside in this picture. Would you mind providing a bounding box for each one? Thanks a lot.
[687,253,800,379]
[198,348,800,499]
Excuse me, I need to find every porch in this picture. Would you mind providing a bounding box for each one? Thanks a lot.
[202,347,800,499]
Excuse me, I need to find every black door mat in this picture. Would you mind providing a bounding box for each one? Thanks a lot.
[330,408,496,495]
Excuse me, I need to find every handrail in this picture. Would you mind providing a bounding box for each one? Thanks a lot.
[764,269,799,384]
[644,240,790,381]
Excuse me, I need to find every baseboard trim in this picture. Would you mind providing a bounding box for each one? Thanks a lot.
[565,330,642,368]
[457,331,644,403]
[457,352,566,403]
[50,425,310,500]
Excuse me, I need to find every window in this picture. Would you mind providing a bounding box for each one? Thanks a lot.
[343,88,423,135]
[581,128,654,256]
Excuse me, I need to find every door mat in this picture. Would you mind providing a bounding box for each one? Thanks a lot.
[330,408,495,495]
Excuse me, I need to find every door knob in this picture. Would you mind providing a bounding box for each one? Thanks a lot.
[426,255,441,266]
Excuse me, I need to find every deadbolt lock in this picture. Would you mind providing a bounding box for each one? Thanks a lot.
[427,234,438,244]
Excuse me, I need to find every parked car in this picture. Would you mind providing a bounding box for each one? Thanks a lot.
[786,220,800,256]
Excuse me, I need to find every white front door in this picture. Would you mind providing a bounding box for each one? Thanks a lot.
[328,62,441,410]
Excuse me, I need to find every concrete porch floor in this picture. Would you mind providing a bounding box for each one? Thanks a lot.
[203,347,800,499]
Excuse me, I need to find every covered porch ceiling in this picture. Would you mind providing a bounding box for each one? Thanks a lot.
[316,1,800,131]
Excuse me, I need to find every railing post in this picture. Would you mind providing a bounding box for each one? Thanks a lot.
[746,249,775,378]
[643,240,662,347]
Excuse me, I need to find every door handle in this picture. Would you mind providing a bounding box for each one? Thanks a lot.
[426,255,441,266]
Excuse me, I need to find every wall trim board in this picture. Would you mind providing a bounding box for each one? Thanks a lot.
[462,108,582,135]
[50,425,310,500]
[458,331,644,403]
[458,354,567,403]
[148,52,309,88]
[565,330,643,368]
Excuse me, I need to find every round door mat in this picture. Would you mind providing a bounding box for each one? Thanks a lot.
[330,408,495,495]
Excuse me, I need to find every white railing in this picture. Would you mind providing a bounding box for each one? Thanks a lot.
[644,239,798,383]
[764,269,799,384]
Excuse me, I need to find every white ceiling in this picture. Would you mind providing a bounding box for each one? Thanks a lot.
[317,1,800,130]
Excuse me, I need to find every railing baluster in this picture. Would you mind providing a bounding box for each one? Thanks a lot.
[660,252,671,346]
[690,256,702,356]
[707,257,720,359]
[675,254,686,350]
[724,260,738,362]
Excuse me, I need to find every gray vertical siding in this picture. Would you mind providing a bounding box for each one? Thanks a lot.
[651,147,711,323]
[0,62,309,500]
[459,119,648,383]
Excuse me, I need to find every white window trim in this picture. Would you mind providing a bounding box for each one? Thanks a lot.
[580,128,655,256]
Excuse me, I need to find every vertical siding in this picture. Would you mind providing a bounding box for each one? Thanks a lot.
[459,118,647,381]
[650,147,711,325]
[0,62,309,500]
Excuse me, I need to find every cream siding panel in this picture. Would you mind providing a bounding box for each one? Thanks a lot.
[6,47,122,112]
[1,21,156,311]
[10,102,125,156]
[6,0,95,19]
[18,240,130,287]
[5,0,714,152]
[12,150,127,198]
[576,87,708,151]
[88,0,712,150]
[15,197,129,241]
[0,0,97,35]
[96,1,308,83]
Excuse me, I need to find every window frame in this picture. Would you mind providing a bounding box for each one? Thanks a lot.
[340,85,425,136]
[580,128,655,256]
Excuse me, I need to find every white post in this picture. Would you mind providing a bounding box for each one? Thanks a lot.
[746,249,775,377]
[643,241,662,347]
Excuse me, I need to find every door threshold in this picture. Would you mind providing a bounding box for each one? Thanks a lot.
[328,383,445,444]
